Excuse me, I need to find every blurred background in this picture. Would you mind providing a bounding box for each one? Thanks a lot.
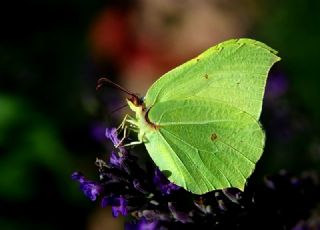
[0,0,320,229]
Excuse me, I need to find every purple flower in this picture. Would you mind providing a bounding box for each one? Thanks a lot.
[105,128,128,157]
[101,195,128,217]
[125,218,159,230]
[105,127,120,146]
[110,151,126,167]
[153,169,180,195]
[136,219,159,230]
[71,172,103,201]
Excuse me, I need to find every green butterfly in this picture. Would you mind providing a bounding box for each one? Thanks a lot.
[100,38,280,195]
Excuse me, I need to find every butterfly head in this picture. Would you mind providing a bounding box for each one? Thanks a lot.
[127,94,145,113]
[96,77,145,113]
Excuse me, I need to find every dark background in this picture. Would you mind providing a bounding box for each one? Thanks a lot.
[0,0,320,229]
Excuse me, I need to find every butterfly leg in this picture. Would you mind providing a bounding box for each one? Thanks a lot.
[117,114,129,131]
[115,115,139,148]
[121,132,147,147]
[116,126,143,148]
[117,114,138,130]
[122,140,143,147]
[115,124,130,148]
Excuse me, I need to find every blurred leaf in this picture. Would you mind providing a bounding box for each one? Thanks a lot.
[0,95,75,200]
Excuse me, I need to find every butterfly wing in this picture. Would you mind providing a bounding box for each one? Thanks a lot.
[144,38,280,120]
[143,99,264,194]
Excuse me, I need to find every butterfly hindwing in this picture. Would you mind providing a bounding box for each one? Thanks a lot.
[144,99,265,194]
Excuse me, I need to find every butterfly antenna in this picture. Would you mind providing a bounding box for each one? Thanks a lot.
[96,77,142,107]
[111,103,128,114]
[96,77,135,97]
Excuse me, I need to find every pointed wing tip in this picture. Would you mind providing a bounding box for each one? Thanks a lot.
[240,38,280,55]
[221,38,281,57]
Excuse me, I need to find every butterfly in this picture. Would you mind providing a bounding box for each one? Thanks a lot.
[99,38,280,195]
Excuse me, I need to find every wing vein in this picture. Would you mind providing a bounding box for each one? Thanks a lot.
[161,128,219,190]
[210,141,247,183]
[217,139,255,165]
[156,131,198,190]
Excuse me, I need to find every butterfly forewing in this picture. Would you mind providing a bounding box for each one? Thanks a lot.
[144,38,280,120]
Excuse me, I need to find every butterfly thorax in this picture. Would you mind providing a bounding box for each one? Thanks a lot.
[126,96,157,142]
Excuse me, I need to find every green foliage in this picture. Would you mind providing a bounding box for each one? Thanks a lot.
[0,95,74,200]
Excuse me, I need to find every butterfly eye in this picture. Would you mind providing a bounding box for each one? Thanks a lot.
[137,96,144,105]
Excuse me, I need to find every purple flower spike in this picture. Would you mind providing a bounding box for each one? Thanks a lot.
[73,129,320,229]
[153,169,180,195]
[71,172,103,201]
[101,196,128,217]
